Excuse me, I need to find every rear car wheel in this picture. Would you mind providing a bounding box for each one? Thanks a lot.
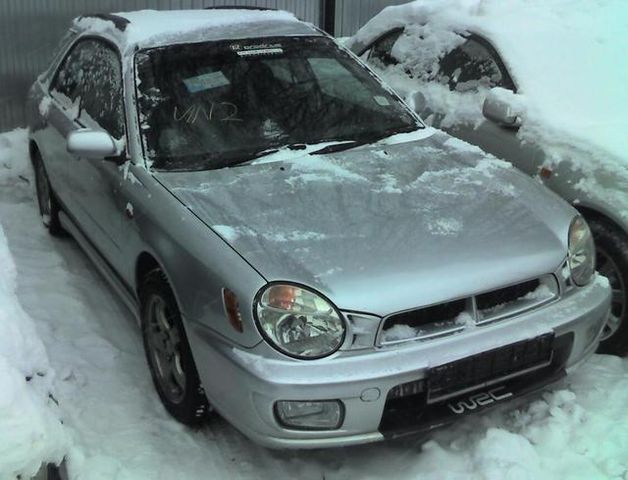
[140,269,210,425]
[33,152,63,236]
[589,219,628,356]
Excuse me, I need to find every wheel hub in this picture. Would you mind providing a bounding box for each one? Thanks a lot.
[146,296,187,404]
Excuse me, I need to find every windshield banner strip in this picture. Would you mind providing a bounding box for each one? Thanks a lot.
[237,48,284,56]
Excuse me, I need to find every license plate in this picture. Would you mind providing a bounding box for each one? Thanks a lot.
[428,333,554,402]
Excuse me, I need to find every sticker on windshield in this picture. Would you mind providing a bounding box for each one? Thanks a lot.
[374,96,391,106]
[183,71,230,93]
[233,42,283,57]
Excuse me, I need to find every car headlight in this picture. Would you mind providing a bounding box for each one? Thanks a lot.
[568,216,595,286]
[254,284,345,359]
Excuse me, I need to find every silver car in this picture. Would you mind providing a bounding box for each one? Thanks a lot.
[27,8,610,448]
[348,1,628,356]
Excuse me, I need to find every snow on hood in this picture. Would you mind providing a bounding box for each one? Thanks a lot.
[73,9,305,52]
[0,130,68,478]
[349,0,628,172]
[157,130,576,315]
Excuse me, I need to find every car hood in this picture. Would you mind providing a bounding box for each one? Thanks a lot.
[156,129,576,316]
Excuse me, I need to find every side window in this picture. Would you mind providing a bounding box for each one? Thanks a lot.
[50,39,125,139]
[367,28,404,67]
[80,43,125,138]
[438,36,515,92]
[50,41,90,103]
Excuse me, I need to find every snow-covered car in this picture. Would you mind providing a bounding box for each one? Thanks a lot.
[348,0,628,355]
[26,8,611,448]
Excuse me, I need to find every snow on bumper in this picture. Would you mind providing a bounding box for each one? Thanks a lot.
[188,276,610,449]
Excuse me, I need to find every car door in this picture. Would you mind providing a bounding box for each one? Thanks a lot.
[49,38,127,270]
[434,35,545,173]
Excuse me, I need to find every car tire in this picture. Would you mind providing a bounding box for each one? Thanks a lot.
[140,269,210,425]
[32,463,62,480]
[33,151,63,236]
[589,219,628,356]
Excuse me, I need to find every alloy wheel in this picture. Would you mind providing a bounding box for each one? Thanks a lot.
[35,160,52,226]
[145,295,187,404]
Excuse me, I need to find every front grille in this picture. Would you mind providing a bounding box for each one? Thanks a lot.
[476,279,539,310]
[427,333,554,401]
[385,300,466,330]
[379,275,558,345]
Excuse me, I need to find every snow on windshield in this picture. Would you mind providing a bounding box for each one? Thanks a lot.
[135,35,418,171]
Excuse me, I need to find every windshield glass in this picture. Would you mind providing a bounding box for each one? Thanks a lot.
[135,36,421,171]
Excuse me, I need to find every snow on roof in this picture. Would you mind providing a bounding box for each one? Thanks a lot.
[349,0,628,166]
[73,8,316,51]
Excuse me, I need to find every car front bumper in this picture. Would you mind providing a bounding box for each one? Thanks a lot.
[188,276,610,449]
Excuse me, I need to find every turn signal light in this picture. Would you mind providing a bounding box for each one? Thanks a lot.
[222,288,243,332]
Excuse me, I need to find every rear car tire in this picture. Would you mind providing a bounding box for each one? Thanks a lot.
[33,151,64,236]
[140,269,210,425]
[589,219,628,356]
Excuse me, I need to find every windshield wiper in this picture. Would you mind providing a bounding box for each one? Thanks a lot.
[231,143,316,167]
[311,126,419,155]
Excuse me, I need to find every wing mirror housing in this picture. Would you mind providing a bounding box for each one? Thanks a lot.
[482,88,522,128]
[67,129,122,161]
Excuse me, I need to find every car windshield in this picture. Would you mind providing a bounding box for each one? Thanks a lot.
[135,36,420,171]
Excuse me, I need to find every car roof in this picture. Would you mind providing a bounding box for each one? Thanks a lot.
[72,8,321,53]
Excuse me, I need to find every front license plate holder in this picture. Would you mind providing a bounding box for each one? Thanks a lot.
[427,333,555,404]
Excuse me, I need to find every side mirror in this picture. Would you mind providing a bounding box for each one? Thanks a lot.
[408,90,427,113]
[67,129,119,159]
[482,88,522,128]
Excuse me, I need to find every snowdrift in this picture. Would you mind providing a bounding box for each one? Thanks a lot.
[0,130,68,478]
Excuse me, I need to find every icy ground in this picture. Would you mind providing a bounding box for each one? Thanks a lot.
[1,129,627,479]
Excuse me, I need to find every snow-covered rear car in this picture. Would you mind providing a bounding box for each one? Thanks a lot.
[26,7,610,448]
[348,0,628,355]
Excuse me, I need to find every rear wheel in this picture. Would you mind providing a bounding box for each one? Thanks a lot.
[590,219,628,356]
[33,151,63,236]
[140,269,210,425]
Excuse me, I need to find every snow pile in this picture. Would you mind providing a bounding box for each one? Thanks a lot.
[0,130,68,478]
[0,129,31,191]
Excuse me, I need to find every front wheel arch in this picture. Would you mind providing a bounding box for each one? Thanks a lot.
[576,206,628,356]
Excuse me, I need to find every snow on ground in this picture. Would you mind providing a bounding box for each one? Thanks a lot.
[1,128,628,479]
[0,129,68,479]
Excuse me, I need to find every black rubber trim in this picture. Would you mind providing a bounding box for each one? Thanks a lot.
[204,6,277,11]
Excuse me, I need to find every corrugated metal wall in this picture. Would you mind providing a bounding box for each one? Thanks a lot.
[335,0,409,37]
[0,0,322,130]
